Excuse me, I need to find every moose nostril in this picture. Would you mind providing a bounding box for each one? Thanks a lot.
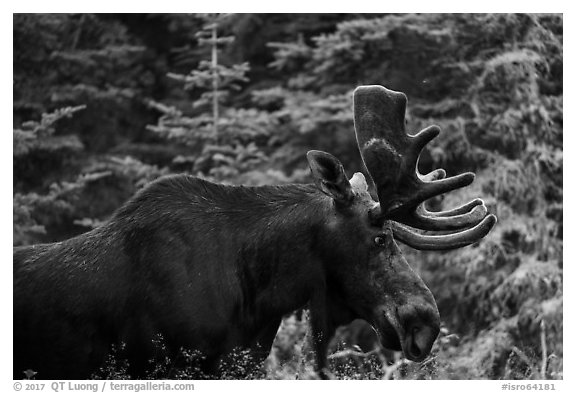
[409,326,423,358]
[409,343,422,358]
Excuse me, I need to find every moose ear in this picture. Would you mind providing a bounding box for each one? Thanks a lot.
[307,150,354,205]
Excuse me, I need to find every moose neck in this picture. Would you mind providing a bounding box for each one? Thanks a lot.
[224,182,333,320]
[112,176,332,313]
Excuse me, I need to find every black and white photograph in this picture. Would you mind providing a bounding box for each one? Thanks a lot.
[12,11,563,385]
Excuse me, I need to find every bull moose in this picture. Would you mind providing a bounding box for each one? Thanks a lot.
[13,85,496,379]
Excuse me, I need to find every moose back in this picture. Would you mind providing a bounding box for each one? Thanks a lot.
[13,86,496,379]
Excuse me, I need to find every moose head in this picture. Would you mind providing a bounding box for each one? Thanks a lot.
[305,85,496,367]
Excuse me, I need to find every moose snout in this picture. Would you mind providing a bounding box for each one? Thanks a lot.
[397,304,440,362]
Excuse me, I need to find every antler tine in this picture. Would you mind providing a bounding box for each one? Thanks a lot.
[420,198,484,217]
[353,85,496,245]
[401,201,488,231]
[390,214,497,251]
[420,168,446,182]
[411,125,441,160]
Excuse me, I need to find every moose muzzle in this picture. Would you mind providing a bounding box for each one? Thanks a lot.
[373,292,440,362]
[395,303,440,361]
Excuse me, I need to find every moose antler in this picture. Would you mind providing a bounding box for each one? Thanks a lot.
[353,85,496,250]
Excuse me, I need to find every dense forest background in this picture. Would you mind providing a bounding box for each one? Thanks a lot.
[13,13,563,380]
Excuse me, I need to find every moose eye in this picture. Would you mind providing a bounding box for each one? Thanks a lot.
[374,236,386,246]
